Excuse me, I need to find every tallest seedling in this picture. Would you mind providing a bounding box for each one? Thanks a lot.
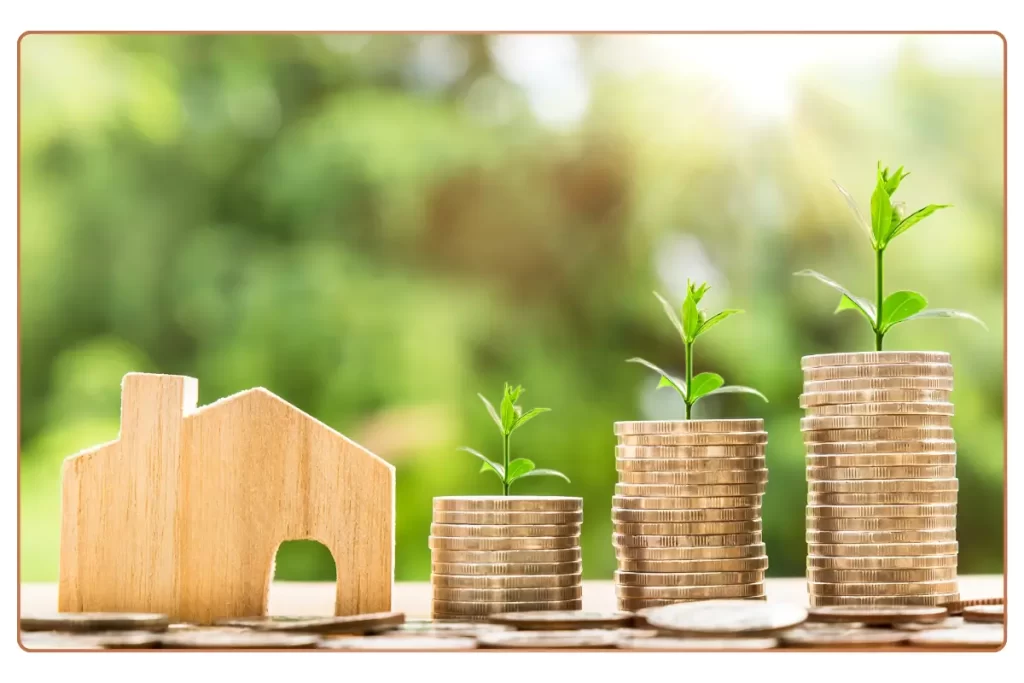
[796,162,985,350]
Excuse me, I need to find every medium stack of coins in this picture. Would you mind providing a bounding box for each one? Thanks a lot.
[612,420,769,612]
[801,351,960,607]
[430,496,584,620]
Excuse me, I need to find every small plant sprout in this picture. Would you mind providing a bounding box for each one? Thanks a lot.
[797,162,986,350]
[628,280,768,419]
[458,383,570,495]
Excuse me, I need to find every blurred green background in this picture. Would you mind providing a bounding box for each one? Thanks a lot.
[18,33,1004,583]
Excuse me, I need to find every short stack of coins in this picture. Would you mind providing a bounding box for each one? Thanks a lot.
[612,419,769,612]
[801,351,960,607]
[430,496,584,620]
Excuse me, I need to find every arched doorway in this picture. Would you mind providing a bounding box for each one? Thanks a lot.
[266,539,337,616]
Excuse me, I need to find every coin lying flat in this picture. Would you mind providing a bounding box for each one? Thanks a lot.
[806,453,957,467]
[612,507,760,522]
[802,363,954,381]
[613,520,762,535]
[803,427,955,443]
[616,444,766,458]
[803,377,954,392]
[808,567,957,582]
[619,469,769,485]
[614,419,765,435]
[806,605,948,624]
[431,599,583,616]
[393,619,513,636]
[320,636,477,650]
[805,440,956,455]
[941,597,1003,615]
[615,483,765,497]
[616,457,767,472]
[800,389,952,407]
[430,548,581,564]
[488,610,632,630]
[616,543,767,561]
[214,612,405,634]
[807,504,958,518]
[807,554,957,570]
[809,491,959,506]
[433,496,582,512]
[893,617,965,632]
[616,584,765,600]
[477,629,619,649]
[809,478,958,493]
[429,523,581,538]
[20,612,170,633]
[801,351,950,368]
[781,626,910,648]
[807,542,958,557]
[614,532,762,548]
[432,560,582,576]
[429,535,578,551]
[907,624,1004,649]
[160,629,320,649]
[616,432,768,446]
[432,510,584,525]
[803,401,955,417]
[806,529,957,544]
[641,599,807,635]
[20,631,161,650]
[618,556,770,573]
[807,465,957,481]
[433,585,582,602]
[618,636,779,650]
[963,605,1004,623]
[809,593,959,607]
[806,516,957,532]
[431,573,582,588]
[613,494,763,510]
[614,571,764,586]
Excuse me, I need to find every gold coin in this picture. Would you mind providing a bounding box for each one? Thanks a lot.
[614,532,762,548]
[808,542,957,557]
[619,469,769,485]
[808,491,958,505]
[429,536,578,551]
[487,611,633,630]
[616,444,765,457]
[807,516,956,532]
[801,351,950,368]
[802,363,954,380]
[780,626,910,648]
[429,523,581,538]
[18,613,170,633]
[803,401,955,417]
[433,496,582,512]
[807,555,957,570]
[617,556,769,573]
[617,636,779,650]
[432,599,583,616]
[321,636,478,651]
[808,478,958,493]
[907,624,1005,649]
[807,604,948,624]
[615,584,765,599]
[804,377,954,393]
[892,616,965,632]
[612,507,760,523]
[808,581,959,597]
[962,605,1004,624]
[807,504,957,518]
[431,573,582,589]
[805,440,956,455]
[616,543,767,561]
[475,629,620,649]
[806,529,957,543]
[809,593,959,607]
[615,483,766,497]
[613,520,761,535]
[614,571,764,586]
[430,549,581,564]
[616,432,767,446]
[801,414,953,430]
[806,465,957,480]
[616,457,766,472]
[809,567,957,582]
[614,419,765,435]
[618,597,765,612]
[432,510,583,525]
[800,389,952,407]
[432,585,583,602]
[802,427,954,443]
[613,495,763,509]
[941,597,1003,615]
[432,560,582,576]
[806,453,956,467]
[215,612,405,634]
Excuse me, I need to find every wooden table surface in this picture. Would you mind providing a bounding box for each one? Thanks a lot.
[21,576,1004,619]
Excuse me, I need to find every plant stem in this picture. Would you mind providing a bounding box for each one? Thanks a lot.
[684,339,694,420]
[875,247,885,351]
[501,433,511,496]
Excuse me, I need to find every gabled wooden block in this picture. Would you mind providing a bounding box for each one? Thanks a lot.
[58,373,395,624]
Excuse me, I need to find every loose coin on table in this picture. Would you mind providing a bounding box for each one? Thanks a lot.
[160,629,320,649]
[907,625,1005,649]
[321,636,477,650]
[477,630,619,649]
[394,619,513,636]
[214,612,404,634]
[20,612,170,633]
[781,627,910,648]
[893,617,965,632]
[618,636,779,650]
[807,605,948,625]
[488,610,632,630]
[641,600,808,635]
[941,597,1003,615]
[963,605,1004,624]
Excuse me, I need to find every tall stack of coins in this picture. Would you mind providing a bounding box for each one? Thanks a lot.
[612,420,769,612]
[801,351,960,607]
[430,496,584,620]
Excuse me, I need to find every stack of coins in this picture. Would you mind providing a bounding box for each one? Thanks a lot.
[801,351,960,607]
[611,420,769,612]
[430,496,584,620]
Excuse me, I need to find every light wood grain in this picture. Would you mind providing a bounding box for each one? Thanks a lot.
[58,373,395,624]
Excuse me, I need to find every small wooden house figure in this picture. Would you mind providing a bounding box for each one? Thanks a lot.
[58,373,395,624]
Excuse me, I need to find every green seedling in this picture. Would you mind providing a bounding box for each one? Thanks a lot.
[797,162,986,350]
[628,280,768,419]
[459,382,570,495]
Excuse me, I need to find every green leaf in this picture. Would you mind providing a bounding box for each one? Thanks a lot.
[895,308,988,331]
[884,166,909,195]
[879,290,928,331]
[458,446,505,479]
[832,179,872,241]
[689,372,724,401]
[477,393,502,431]
[682,294,701,342]
[627,358,686,400]
[511,407,550,433]
[887,204,952,242]
[506,458,536,482]
[697,309,743,338]
[512,468,571,484]
[703,384,770,403]
[687,279,710,304]
[870,166,893,247]
[653,291,684,340]
[500,383,522,434]
[835,295,875,325]
[794,269,877,325]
